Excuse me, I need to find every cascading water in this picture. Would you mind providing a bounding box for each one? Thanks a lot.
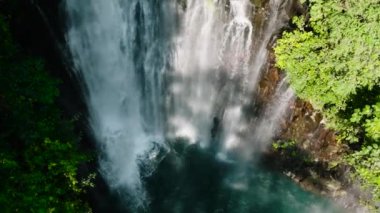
[65,0,177,206]
[65,0,341,212]
[252,79,295,152]
[169,0,254,148]
[169,0,291,153]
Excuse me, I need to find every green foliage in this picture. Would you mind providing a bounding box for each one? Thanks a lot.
[272,140,313,164]
[346,144,380,202]
[272,140,296,151]
[275,0,380,142]
[0,15,92,212]
[275,0,380,206]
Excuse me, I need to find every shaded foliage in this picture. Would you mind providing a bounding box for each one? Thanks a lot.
[0,12,91,212]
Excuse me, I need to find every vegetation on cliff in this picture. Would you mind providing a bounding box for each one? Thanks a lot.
[275,0,380,206]
[0,10,92,213]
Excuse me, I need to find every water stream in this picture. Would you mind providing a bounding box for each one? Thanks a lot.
[65,0,342,212]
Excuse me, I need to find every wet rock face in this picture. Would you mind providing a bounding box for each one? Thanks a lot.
[256,47,367,210]
[258,50,346,163]
[258,64,360,209]
[258,65,281,104]
[246,17,366,205]
[281,99,347,162]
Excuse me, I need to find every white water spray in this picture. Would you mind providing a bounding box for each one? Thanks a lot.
[65,0,176,206]
[170,0,254,148]
[65,0,293,207]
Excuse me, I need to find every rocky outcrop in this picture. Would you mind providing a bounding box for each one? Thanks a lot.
[257,51,368,211]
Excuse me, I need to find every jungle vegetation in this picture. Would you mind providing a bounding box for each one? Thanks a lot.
[275,0,380,206]
[0,4,92,212]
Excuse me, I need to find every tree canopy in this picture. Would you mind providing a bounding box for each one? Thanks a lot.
[0,14,91,212]
[275,0,380,205]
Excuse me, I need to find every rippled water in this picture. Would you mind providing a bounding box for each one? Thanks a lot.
[92,143,342,212]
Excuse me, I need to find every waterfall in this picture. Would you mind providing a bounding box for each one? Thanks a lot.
[252,79,295,152]
[169,0,254,149]
[170,0,293,154]
[65,0,177,206]
[65,0,294,208]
